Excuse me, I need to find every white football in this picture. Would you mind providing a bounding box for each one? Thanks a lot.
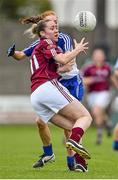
[74,11,96,32]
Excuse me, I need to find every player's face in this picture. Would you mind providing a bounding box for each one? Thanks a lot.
[43,21,59,42]
[92,49,106,66]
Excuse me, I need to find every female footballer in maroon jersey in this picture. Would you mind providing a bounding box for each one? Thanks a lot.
[29,19,92,162]
[82,47,112,144]
[7,11,88,172]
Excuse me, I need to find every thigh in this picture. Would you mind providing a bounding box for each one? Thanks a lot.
[58,99,91,121]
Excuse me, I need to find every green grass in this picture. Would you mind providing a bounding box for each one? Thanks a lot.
[0,124,118,179]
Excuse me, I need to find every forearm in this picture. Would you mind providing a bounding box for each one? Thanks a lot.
[54,37,88,64]
[12,51,26,60]
[54,49,81,64]
[111,75,118,89]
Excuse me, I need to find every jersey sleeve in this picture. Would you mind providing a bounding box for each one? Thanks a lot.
[59,32,73,52]
[23,39,40,57]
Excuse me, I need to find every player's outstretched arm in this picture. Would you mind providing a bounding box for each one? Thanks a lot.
[7,44,26,60]
[54,37,89,64]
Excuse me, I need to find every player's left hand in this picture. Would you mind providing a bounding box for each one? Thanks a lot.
[7,43,15,57]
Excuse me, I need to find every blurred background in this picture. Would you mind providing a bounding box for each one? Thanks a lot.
[0,0,118,124]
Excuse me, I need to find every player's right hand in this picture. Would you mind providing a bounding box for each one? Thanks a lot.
[7,44,15,57]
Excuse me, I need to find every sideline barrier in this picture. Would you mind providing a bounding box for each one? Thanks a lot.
[0,95,36,124]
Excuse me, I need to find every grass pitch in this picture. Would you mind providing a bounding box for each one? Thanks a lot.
[0,124,118,179]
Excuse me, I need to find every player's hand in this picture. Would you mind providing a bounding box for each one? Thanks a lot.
[74,38,89,55]
[7,44,15,57]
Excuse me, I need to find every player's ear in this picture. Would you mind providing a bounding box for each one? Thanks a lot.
[40,31,45,38]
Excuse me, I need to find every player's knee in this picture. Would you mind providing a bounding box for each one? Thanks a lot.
[88,113,93,125]
[92,106,103,117]
[84,110,93,126]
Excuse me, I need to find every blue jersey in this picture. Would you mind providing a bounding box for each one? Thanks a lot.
[23,32,73,56]
[23,32,84,101]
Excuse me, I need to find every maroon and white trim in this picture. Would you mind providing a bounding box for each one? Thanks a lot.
[51,79,74,103]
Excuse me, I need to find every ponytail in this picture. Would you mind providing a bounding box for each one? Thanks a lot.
[24,24,37,38]
[30,20,50,38]
[20,15,41,24]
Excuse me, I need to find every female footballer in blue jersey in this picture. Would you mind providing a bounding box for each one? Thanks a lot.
[7,11,88,172]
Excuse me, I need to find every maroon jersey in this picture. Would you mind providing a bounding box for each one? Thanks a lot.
[82,63,111,92]
[30,38,62,92]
